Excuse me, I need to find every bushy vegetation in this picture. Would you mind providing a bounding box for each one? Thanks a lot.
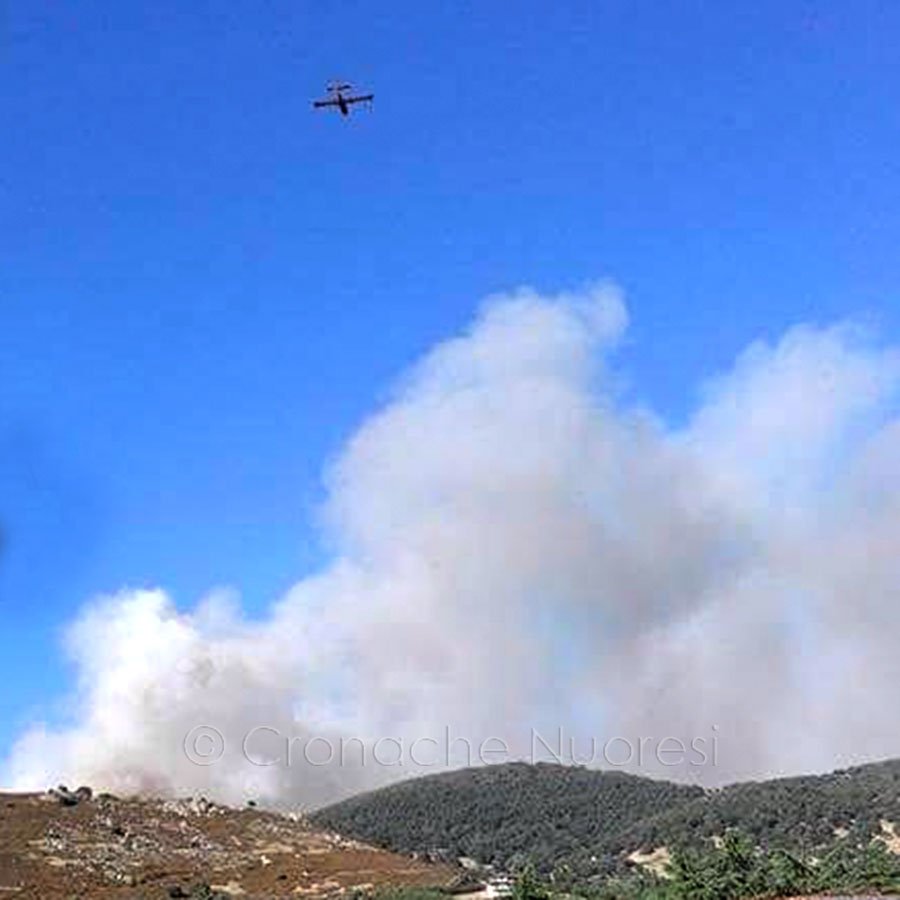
[312,762,702,877]
[314,758,900,889]
[367,889,447,900]
[364,829,900,899]
[621,756,900,854]
[558,829,900,898]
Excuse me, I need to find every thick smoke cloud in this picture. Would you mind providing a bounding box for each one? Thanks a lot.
[4,284,900,806]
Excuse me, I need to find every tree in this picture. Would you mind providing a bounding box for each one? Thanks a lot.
[512,863,551,900]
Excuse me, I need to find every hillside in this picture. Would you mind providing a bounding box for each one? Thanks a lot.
[6,764,900,899]
[310,762,704,877]
[620,758,900,854]
[0,788,453,899]
[311,759,900,882]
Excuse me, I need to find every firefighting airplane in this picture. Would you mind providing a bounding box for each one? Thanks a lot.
[312,82,374,117]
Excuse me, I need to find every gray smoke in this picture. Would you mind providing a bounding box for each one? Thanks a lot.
[4,283,900,806]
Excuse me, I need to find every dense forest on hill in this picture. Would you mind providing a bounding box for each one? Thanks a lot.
[621,757,900,854]
[313,763,703,876]
[312,759,900,885]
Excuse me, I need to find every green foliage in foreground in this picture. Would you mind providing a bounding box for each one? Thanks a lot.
[368,889,447,900]
[559,830,900,899]
[358,831,900,900]
[365,832,900,900]
[360,831,900,900]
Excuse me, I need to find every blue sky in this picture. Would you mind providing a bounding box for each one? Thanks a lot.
[2,0,900,759]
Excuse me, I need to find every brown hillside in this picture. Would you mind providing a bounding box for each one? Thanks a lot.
[0,789,453,899]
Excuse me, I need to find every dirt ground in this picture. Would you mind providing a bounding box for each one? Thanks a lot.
[0,790,454,899]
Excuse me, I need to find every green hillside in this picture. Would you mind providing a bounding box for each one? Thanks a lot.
[311,758,900,884]
[621,757,900,854]
[312,762,703,877]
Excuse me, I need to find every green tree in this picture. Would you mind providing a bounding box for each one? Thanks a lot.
[512,863,551,900]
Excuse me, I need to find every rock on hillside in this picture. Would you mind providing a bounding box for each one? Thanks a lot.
[0,788,454,899]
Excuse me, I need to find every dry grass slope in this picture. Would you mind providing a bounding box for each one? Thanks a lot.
[0,790,454,899]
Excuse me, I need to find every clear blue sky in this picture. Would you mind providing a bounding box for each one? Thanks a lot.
[2,0,899,755]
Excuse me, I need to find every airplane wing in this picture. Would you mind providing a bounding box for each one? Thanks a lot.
[345,94,374,104]
[313,99,341,108]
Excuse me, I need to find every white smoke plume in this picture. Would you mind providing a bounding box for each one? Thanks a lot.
[4,283,900,806]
